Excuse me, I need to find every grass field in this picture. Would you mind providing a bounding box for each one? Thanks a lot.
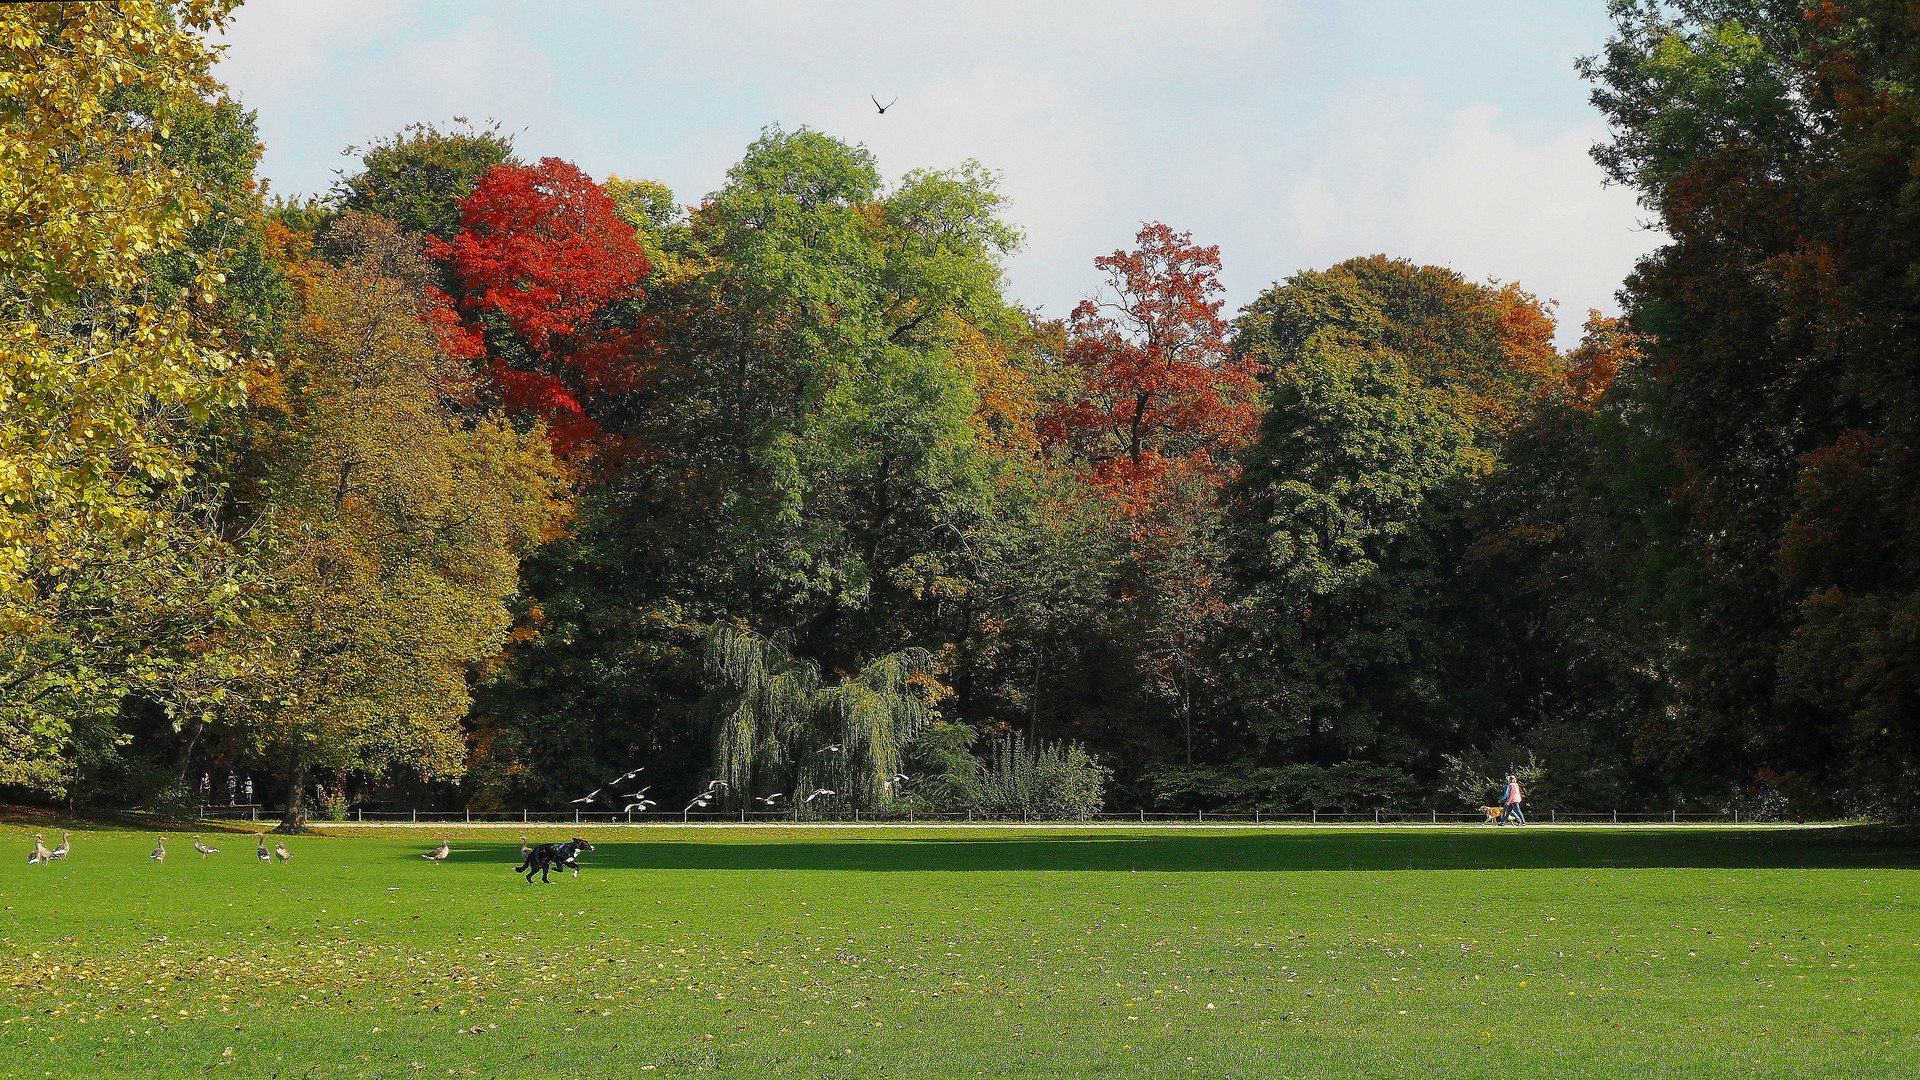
[1,821,1915,1079]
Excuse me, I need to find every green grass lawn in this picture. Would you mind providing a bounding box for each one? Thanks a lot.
[2,821,1916,1079]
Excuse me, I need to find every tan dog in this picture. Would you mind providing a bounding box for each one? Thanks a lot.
[1478,805,1506,825]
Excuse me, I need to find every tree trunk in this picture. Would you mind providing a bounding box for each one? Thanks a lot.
[275,747,310,834]
[176,718,205,792]
[1182,665,1193,766]
[1029,642,1044,743]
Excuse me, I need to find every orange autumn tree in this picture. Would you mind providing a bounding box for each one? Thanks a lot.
[1560,310,1648,411]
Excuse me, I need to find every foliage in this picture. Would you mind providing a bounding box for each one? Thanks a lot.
[0,0,249,791]
[1582,0,1920,812]
[1460,317,1698,810]
[1149,761,1417,813]
[143,91,292,356]
[900,720,982,809]
[26,2,1916,821]
[1437,749,1546,811]
[431,157,652,454]
[335,120,517,242]
[1578,0,1814,209]
[1221,329,1470,766]
[1217,255,1571,790]
[971,733,1110,820]
[1041,222,1261,495]
[236,233,568,829]
[700,624,936,809]
[473,129,1024,803]
[1006,224,1260,776]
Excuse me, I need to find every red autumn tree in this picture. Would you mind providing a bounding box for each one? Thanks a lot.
[1039,222,1262,500]
[430,157,651,453]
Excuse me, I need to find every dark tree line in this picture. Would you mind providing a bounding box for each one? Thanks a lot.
[9,1,1920,823]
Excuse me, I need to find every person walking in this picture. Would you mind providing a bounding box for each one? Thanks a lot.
[1501,774,1527,826]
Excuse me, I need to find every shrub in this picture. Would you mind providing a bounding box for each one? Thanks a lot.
[1149,762,1415,812]
[973,734,1110,821]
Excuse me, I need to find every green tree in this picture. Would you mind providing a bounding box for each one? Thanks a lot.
[335,121,516,241]
[1222,334,1470,766]
[1583,0,1920,812]
[1212,257,1557,796]
[1460,315,1700,811]
[476,129,1024,801]
[700,625,935,810]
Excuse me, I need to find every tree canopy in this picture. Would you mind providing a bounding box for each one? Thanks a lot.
[11,1,1920,824]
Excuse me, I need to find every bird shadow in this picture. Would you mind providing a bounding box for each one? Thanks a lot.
[455,825,1920,874]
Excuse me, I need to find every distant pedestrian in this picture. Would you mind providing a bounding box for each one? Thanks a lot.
[1501,774,1527,826]
[244,776,254,803]
[226,774,237,805]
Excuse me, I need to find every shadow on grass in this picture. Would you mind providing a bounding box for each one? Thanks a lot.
[454,826,1920,874]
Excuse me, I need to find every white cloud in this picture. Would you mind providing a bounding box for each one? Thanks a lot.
[1405,104,1657,322]
[633,0,1281,88]
[1271,85,1658,345]
[1286,80,1441,250]
[349,16,558,146]
[213,0,409,99]
[209,1,1655,346]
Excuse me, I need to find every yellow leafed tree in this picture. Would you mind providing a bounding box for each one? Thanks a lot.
[245,224,569,830]
[0,2,246,788]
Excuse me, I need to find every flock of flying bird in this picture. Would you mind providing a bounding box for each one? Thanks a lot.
[21,760,917,870]
[561,758,913,817]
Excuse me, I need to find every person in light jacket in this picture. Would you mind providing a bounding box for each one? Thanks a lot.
[1501,774,1527,826]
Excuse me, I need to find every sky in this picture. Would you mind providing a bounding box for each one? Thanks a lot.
[213,0,1660,348]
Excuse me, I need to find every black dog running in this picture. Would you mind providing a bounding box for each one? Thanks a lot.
[514,837,595,883]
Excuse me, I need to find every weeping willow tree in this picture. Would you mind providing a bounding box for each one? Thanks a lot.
[701,625,935,809]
